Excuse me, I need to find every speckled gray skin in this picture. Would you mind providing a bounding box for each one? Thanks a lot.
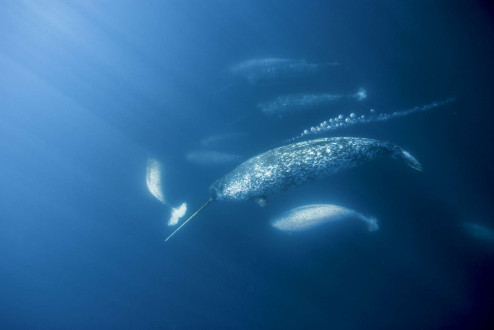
[209,137,422,201]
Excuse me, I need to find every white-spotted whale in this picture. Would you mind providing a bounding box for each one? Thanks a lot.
[272,204,379,232]
[165,137,422,241]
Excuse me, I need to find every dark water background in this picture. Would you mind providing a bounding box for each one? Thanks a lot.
[1,1,494,328]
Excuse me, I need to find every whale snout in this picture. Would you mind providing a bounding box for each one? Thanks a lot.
[209,180,222,200]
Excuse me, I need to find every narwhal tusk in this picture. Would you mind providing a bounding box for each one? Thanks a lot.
[165,198,213,242]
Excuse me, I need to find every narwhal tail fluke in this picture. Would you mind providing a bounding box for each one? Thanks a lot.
[400,149,423,171]
[165,198,213,242]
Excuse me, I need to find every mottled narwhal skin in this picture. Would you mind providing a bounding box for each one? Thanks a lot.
[209,137,422,201]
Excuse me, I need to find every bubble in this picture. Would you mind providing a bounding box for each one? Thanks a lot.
[293,98,456,141]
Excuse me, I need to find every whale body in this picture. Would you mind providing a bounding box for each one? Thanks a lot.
[259,88,367,116]
[230,58,338,84]
[210,137,422,202]
[272,204,379,232]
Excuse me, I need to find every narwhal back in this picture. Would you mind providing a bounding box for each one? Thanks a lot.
[209,137,406,201]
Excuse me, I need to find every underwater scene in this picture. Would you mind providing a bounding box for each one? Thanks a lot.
[1,1,494,329]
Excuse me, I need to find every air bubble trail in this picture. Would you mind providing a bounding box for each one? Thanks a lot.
[290,97,456,142]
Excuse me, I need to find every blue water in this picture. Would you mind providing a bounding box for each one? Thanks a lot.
[1,1,494,329]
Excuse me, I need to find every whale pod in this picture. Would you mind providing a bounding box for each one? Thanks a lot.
[165,137,421,241]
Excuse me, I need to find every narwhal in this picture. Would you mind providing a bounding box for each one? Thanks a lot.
[165,137,422,241]
[258,88,367,116]
[272,204,379,232]
[230,58,339,84]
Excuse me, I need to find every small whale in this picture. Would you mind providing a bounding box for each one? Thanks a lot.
[272,204,379,232]
[258,88,367,116]
[230,58,339,84]
[165,137,421,241]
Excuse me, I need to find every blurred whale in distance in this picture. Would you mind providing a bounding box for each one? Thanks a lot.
[272,204,379,232]
[230,58,339,84]
[258,88,367,116]
[462,222,494,243]
[166,137,421,241]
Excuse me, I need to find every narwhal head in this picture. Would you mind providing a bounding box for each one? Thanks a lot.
[208,179,223,201]
[209,175,248,201]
